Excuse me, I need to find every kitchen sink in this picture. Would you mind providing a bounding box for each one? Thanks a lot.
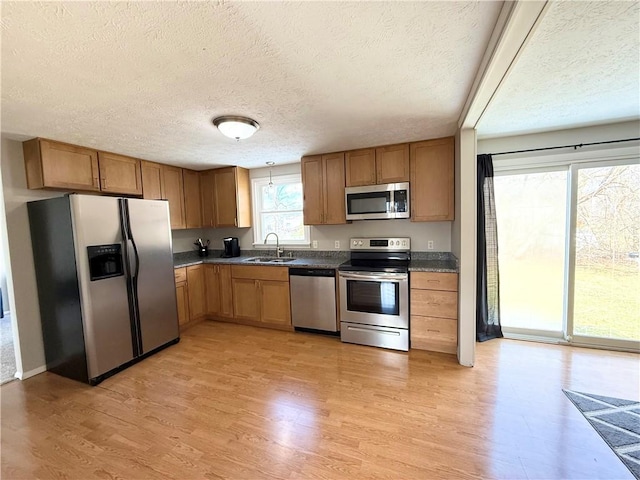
[244,257,296,263]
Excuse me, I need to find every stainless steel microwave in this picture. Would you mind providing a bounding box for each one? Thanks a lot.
[345,182,410,220]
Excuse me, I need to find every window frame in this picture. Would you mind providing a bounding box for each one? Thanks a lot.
[251,173,311,247]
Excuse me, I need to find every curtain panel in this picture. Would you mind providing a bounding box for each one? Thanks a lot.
[476,154,503,342]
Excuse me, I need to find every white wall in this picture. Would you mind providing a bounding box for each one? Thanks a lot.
[454,129,477,367]
[1,137,65,377]
[173,163,454,253]
[478,120,640,163]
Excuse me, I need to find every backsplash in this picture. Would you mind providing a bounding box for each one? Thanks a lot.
[172,219,452,253]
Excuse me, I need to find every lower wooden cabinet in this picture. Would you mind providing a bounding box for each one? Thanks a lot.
[174,268,189,327]
[231,265,291,329]
[186,265,206,321]
[176,264,291,331]
[204,264,234,319]
[410,272,458,354]
[174,265,207,330]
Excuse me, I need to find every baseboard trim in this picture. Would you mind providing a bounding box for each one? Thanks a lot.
[15,365,47,380]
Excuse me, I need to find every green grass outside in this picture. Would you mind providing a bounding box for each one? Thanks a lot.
[500,259,639,341]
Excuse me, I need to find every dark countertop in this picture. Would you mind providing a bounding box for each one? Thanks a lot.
[174,250,459,273]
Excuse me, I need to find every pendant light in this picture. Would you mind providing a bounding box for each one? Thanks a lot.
[266,161,275,192]
[212,116,260,141]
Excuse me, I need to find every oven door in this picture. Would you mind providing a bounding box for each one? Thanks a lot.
[338,271,408,329]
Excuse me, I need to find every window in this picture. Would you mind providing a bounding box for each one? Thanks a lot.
[252,174,310,246]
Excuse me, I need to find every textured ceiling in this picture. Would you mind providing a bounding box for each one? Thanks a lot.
[477,0,640,138]
[1,1,502,169]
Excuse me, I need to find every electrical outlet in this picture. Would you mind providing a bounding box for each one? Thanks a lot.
[312,240,318,249]
[334,240,340,249]
[428,240,434,250]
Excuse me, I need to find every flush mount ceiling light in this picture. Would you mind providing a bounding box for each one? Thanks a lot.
[212,116,260,141]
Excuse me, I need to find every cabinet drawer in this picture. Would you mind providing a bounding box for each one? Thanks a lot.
[231,265,289,282]
[174,267,187,283]
[410,289,457,319]
[411,272,458,291]
[411,316,457,354]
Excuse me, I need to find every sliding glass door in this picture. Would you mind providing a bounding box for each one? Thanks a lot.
[568,162,640,349]
[494,170,567,336]
[495,159,639,351]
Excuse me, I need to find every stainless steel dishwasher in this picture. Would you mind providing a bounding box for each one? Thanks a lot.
[289,268,338,333]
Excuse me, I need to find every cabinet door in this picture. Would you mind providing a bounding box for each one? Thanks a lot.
[410,137,454,221]
[260,280,291,326]
[97,152,143,195]
[204,264,221,315]
[35,139,100,191]
[186,265,206,320]
[232,278,260,321]
[301,155,324,225]
[200,170,216,228]
[141,161,163,200]
[218,265,234,318]
[183,169,202,229]
[160,165,186,229]
[235,167,252,228]
[376,144,409,184]
[175,282,189,326]
[214,167,238,227]
[323,153,347,225]
[345,148,376,187]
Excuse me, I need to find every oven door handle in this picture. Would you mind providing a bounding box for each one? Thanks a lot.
[339,272,407,281]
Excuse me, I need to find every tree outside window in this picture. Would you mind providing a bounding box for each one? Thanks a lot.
[252,174,310,245]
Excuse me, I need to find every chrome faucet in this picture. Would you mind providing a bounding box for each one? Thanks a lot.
[264,232,283,258]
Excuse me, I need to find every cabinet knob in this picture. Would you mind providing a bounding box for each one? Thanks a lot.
[234,217,237,227]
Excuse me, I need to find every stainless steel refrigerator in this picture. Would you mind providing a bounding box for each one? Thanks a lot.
[28,194,180,385]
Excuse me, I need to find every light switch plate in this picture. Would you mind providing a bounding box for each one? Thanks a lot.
[312,240,318,249]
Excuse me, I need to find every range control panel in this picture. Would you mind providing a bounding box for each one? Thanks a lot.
[349,237,410,251]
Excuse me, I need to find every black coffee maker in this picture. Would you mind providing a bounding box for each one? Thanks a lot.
[222,237,240,258]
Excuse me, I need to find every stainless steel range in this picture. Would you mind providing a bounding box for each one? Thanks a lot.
[338,237,410,351]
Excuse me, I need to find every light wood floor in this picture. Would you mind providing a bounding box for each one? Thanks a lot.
[2,321,639,479]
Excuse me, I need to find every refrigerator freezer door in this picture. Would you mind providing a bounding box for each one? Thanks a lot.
[70,195,135,379]
[126,198,179,353]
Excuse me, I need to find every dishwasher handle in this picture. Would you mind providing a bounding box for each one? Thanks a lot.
[289,268,336,277]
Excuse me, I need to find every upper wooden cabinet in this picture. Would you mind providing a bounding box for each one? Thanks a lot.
[141,161,162,200]
[301,153,347,226]
[160,165,186,230]
[23,138,145,195]
[345,144,409,187]
[200,170,216,228]
[182,169,202,229]
[97,152,142,195]
[345,148,376,187]
[23,138,100,192]
[410,137,454,222]
[376,143,410,184]
[213,167,251,228]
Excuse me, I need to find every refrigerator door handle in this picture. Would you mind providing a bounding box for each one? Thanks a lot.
[119,199,143,357]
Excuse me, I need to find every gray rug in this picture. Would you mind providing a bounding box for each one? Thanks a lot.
[0,313,17,384]
[564,389,640,479]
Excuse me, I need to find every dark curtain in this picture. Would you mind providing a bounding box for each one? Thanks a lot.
[477,154,503,342]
